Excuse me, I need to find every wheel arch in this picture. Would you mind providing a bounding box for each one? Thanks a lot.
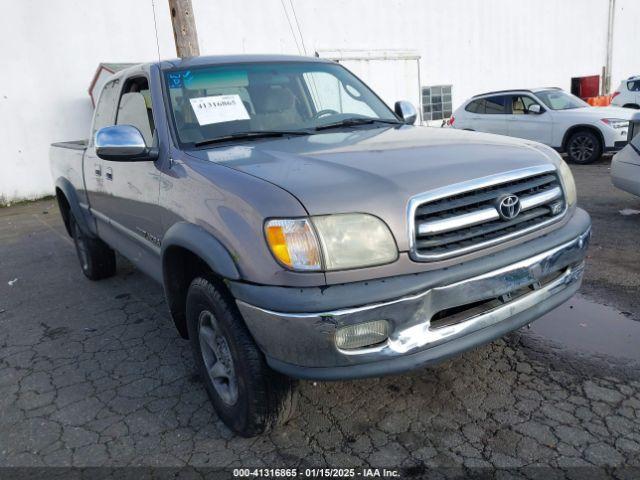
[561,124,605,152]
[54,177,92,237]
[161,222,241,338]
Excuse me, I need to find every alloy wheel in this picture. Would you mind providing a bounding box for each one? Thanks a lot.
[198,310,239,406]
[569,134,596,163]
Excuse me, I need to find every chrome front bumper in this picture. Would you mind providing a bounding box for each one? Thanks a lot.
[237,226,590,380]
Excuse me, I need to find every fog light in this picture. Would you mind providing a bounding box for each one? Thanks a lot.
[335,320,390,350]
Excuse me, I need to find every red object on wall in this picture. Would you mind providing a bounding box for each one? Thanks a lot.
[571,75,601,99]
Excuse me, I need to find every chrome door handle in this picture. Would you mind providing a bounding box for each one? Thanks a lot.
[105,167,113,181]
[94,164,102,176]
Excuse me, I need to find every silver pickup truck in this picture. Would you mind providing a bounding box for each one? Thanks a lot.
[50,55,590,437]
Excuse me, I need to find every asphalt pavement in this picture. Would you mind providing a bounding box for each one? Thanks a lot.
[0,158,639,477]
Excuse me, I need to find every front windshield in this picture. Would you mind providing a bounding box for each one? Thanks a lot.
[164,62,399,146]
[535,90,589,110]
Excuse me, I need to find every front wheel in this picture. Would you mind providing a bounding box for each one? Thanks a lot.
[566,130,602,164]
[186,276,298,437]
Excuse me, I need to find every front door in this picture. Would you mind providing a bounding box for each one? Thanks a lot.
[85,74,164,280]
[506,95,553,145]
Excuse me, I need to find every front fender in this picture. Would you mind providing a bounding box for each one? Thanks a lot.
[161,221,241,281]
[160,222,241,338]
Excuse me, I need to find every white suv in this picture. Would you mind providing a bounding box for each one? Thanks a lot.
[452,88,634,164]
[611,76,640,109]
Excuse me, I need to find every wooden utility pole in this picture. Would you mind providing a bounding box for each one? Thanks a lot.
[603,0,616,94]
[168,0,200,58]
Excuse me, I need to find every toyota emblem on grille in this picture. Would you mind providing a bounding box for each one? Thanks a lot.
[497,194,521,220]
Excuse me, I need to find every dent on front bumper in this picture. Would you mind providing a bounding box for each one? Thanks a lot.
[236,213,591,381]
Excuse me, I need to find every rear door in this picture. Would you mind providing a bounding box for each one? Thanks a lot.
[506,94,553,144]
[468,95,509,135]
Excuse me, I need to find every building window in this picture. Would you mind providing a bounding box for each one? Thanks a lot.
[422,85,452,121]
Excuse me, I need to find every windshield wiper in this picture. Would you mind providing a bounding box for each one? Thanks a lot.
[194,130,311,147]
[314,118,402,131]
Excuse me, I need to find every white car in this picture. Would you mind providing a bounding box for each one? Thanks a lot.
[611,76,640,110]
[611,143,640,197]
[452,88,634,164]
[611,112,640,197]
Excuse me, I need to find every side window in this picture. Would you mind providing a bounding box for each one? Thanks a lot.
[92,80,119,140]
[512,96,525,115]
[628,80,640,92]
[521,96,539,110]
[116,77,155,146]
[484,95,507,114]
[511,95,540,114]
[465,99,484,114]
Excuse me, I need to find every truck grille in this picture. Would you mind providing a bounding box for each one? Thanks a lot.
[409,167,566,261]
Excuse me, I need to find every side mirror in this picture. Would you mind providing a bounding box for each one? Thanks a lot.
[527,104,543,115]
[394,101,417,125]
[95,125,158,161]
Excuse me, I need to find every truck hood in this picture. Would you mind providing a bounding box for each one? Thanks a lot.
[187,126,557,250]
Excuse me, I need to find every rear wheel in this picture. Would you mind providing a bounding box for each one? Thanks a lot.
[70,214,116,280]
[566,130,602,164]
[186,276,298,437]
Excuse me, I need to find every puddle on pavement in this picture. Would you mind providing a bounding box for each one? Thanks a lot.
[529,293,640,361]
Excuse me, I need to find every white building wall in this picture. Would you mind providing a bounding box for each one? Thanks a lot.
[0,0,175,204]
[611,0,640,89]
[1,0,638,202]
[193,0,614,108]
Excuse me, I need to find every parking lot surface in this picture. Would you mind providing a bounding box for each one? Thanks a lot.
[1,159,640,475]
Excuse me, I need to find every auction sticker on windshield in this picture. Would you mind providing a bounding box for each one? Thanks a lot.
[190,94,250,126]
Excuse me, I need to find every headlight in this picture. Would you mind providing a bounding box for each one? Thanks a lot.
[601,118,629,129]
[265,214,398,271]
[264,218,321,271]
[312,214,398,270]
[557,159,577,207]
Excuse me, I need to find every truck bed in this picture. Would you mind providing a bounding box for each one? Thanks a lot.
[49,140,88,211]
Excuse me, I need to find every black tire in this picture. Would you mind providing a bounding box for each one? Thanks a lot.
[566,130,602,164]
[69,214,116,280]
[622,104,640,109]
[186,275,298,437]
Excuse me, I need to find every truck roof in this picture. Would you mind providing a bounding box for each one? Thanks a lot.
[111,54,334,79]
[160,54,332,70]
[106,54,334,82]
